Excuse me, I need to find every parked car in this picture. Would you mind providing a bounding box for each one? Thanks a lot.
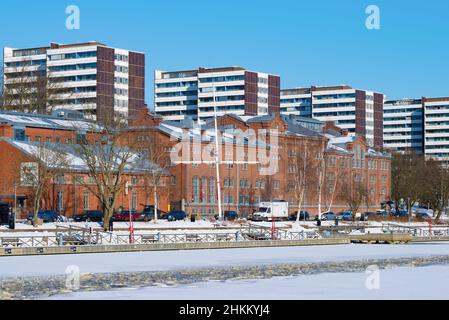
[0,202,11,226]
[393,210,409,217]
[27,210,59,223]
[320,211,337,221]
[376,210,390,217]
[224,211,239,221]
[361,212,376,221]
[74,210,104,222]
[338,211,353,221]
[112,210,140,221]
[139,205,166,222]
[289,211,310,221]
[163,210,187,221]
[416,212,432,220]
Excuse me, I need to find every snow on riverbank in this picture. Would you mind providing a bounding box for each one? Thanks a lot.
[46,264,449,300]
[1,242,449,279]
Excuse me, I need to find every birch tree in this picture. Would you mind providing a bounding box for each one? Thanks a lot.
[326,156,345,213]
[288,139,309,223]
[315,140,328,218]
[20,143,68,226]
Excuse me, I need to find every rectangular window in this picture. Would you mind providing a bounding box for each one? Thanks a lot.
[14,128,26,141]
[58,191,63,212]
[83,192,89,210]
[132,192,137,210]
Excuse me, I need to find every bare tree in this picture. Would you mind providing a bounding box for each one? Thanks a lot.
[1,62,69,114]
[391,150,425,215]
[287,139,309,223]
[315,140,328,218]
[326,155,345,213]
[421,159,449,223]
[19,143,68,226]
[136,135,171,223]
[341,179,368,222]
[75,114,138,231]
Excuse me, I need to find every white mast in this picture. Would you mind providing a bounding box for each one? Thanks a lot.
[212,85,223,221]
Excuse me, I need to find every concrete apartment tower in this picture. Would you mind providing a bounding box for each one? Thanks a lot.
[154,66,280,121]
[281,85,384,149]
[3,41,145,120]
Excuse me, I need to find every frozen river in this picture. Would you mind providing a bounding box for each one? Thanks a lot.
[1,242,449,278]
[47,264,449,300]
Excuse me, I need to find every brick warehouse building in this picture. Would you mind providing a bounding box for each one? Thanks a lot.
[0,110,169,218]
[0,108,391,219]
[127,110,392,217]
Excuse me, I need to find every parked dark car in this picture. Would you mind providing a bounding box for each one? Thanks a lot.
[112,210,140,222]
[377,210,390,217]
[361,212,376,221]
[289,211,310,221]
[338,211,353,221]
[320,211,337,221]
[224,211,239,221]
[416,212,432,220]
[393,210,409,217]
[139,205,166,222]
[74,210,104,222]
[163,210,187,221]
[0,202,11,226]
[27,210,59,223]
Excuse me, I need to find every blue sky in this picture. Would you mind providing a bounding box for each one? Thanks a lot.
[1,0,449,108]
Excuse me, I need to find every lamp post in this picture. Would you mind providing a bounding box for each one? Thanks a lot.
[127,181,134,244]
[13,183,17,217]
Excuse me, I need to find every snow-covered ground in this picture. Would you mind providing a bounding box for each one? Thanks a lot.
[2,243,449,279]
[45,264,449,300]
[0,219,222,231]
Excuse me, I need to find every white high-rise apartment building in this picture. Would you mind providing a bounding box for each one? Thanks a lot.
[3,42,145,119]
[383,99,424,153]
[280,85,384,148]
[280,87,312,117]
[154,67,280,121]
[423,97,449,161]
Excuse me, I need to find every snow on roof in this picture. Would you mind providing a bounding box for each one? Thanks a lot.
[158,122,270,148]
[0,111,100,131]
[2,138,165,174]
[326,135,356,146]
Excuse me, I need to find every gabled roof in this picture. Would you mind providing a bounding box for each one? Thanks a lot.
[1,138,167,174]
[156,121,270,148]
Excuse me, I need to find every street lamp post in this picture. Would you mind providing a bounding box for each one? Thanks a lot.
[128,182,134,243]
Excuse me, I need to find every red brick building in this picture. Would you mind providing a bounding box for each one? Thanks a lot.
[0,111,169,218]
[0,109,391,219]
[128,111,392,217]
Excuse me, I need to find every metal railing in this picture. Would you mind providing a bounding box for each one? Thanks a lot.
[381,223,449,237]
[0,223,324,248]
